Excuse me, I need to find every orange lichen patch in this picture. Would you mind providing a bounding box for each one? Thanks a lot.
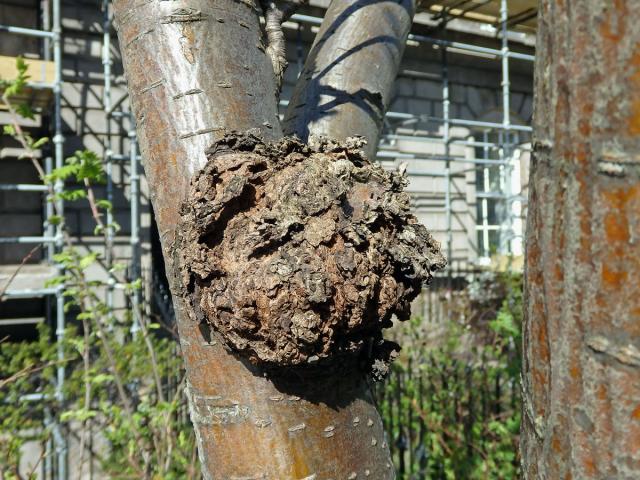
[601,264,628,288]
[532,367,548,412]
[552,434,563,454]
[631,404,640,420]
[179,24,197,64]
[574,173,594,266]
[570,365,581,379]
[578,119,593,137]
[602,185,638,243]
[599,0,627,49]
[573,143,589,167]
[626,420,640,456]
[603,208,629,243]
[567,349,583,384]
[626,310,640,339]
[526,242,543,288]
[599,16,620,45]
[597,384,608,401]
[630,99,640,135]
[168,151,177,168]
[631,47,640,78]
[290,442,312,480]
[536,317,550,363]
[582,454,598,477]
[629,49,640,134]
[554,263,564,282]
[578,105,594,137]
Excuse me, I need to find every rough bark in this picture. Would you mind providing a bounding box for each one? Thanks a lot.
[114,0,436,478]
[522,1,640,478]
[175,132,444,374]
[283,0,416,159]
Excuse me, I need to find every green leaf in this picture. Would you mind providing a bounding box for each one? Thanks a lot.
[47,215,62,226]
[44,275,67,287]
[31,137,49,149]
[126,279,142,291]
[61,409,97,422]
[79,252,99,270]
[96,199,113,212]
[91,373,114,385]
[58,189,87,202]
[110,263,126,273]
[67,338,85,354]
[67,150,105,183]
[16,103,35,120]
[46,164,79,183]
[52,251,74,265]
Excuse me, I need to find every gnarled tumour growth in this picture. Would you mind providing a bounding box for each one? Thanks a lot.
[175,131,445,375]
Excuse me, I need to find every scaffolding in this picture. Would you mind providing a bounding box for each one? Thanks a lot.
[0,0,67,477]
[0,0,143,477]
[0,0,533,477]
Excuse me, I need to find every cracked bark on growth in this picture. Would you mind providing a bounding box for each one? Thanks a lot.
[175,131,445,378]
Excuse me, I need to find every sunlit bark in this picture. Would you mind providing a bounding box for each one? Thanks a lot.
[522,1,640,477]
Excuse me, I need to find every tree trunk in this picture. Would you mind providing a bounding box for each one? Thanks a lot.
[113,0,432,478]
[522,1,640,478]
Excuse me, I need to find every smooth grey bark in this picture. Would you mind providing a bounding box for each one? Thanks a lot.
[522,1,640,478]
[113,0,425,477]
[284,0,416,159]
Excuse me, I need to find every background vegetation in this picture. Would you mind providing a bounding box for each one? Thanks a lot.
[378,272,522,479]
[0,60,198,479]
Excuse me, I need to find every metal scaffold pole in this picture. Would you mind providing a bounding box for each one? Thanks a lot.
[500,0,514,255]
[52,0,67,476]
[442,45,453,288]
[129,125,141,333]
[102,0,115,317]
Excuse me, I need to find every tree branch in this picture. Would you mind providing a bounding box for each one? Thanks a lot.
[261,0,309,91]
[284,0,416,158]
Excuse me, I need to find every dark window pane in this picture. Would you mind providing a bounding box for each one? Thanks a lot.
[477,230,486,257]
[488,229,501,255]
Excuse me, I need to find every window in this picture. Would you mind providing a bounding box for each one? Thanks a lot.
[474,130,518,259]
